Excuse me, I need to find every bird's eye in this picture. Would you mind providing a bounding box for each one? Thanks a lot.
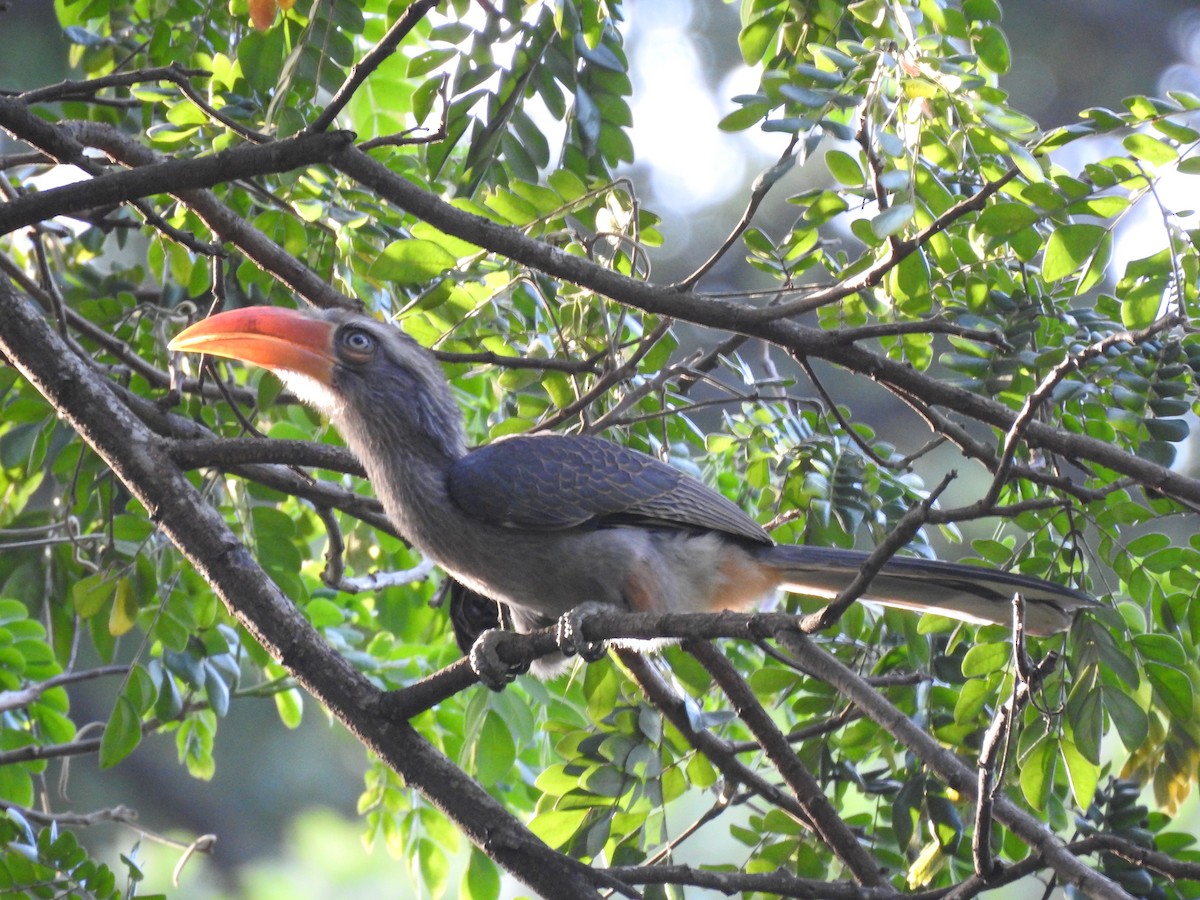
[339,327,375,363]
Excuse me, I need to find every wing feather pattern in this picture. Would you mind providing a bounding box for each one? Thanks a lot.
[447,434,771,544]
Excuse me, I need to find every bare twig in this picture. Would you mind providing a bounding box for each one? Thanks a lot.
[677,134,800,289]
[314,504,436,593]
[799,472,955,633]
[0,665,130,714]
[685,640,885,886]
[0,800,140,828]
[309,0,440,133]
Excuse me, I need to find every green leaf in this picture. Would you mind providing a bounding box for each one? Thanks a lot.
[972,25,1011,74]
[719,103,770,132]
[1008,141,1045,182]
[953,677,994,724]
[528,807,589,849]
[738,8,784,65]
[368,240,458,285]
[1042,223,1108,282]
[305,598,345,628]
[0,760,33,806]
[1177,155,1200,174]
[1106,689,1149,751]
[72,574,114,619]
[416,838,450,898]
[976,201,1039,237]
[1145,418,1189,442]
[825,149,864,186]
[871,202,915,238]
[154,668,183,721]
[462,849,500,900]
[472,713,517,787]
[108,578,138,637]
[1123,133,1178,167]
[1065,678,1103,764]
[1145,661,1193,719]
[100,696,142,769]
[177,713,216,780]
[203,663,230,718]
[961,642,1009,677]
[964,0,1002,21]
[274,687,303,729]
[1133,633,1187,666]
[1019,735,1056,809]
[890,248,931,310]
[1060,738,1101,808]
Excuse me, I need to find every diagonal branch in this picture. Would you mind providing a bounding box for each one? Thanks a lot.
[772,629,1133,900]
[0,105,351,236]
[684,639,884,886]
[309,0,440,133]
[0,276,605,900]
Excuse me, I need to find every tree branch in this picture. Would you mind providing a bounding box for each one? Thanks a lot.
[308,0,440,133]
[0,107,351,236]
[684,640,884,886]
[0,277,605,900]
[772,630,1134,900]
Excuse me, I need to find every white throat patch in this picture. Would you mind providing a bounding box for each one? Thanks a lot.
[278,370,344,418]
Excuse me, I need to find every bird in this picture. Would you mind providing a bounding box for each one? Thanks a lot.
[169,306,1097,681]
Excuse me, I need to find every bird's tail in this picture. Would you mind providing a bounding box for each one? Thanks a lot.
[758,544,1097,635]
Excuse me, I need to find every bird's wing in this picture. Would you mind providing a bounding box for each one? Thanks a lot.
[447,434,772,544]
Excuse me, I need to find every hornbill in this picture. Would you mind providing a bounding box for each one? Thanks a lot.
[169,306,1096,680]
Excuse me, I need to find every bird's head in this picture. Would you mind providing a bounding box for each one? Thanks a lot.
[169,306,466,461]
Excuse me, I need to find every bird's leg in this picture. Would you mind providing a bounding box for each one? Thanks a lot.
[468,628,531,691]
[557,601,611,662]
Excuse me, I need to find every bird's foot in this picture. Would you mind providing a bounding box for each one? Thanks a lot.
[469,629,530,691]
[557,602,610,662]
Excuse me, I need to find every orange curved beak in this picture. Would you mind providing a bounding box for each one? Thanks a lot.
[169,307,336,385]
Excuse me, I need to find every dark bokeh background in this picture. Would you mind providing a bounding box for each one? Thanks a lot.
[0,0,1193,894]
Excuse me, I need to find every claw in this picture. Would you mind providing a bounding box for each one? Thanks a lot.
[557,602,610,662]
[469,629,529,691]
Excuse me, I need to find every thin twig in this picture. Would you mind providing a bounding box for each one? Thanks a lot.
[434,347,599,374]
[747,168,1019,321]
[314,504,437,593]
[966,596,1058,886]
[684,639,885,886]
[359,75,450,151]
[796,355,908,470]
[676,134,800,289]
[0,665,130,714]
[309,0,440,133]
[799,472,956,633]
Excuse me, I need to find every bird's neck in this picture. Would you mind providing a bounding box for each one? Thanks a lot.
[336,407,467,552]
